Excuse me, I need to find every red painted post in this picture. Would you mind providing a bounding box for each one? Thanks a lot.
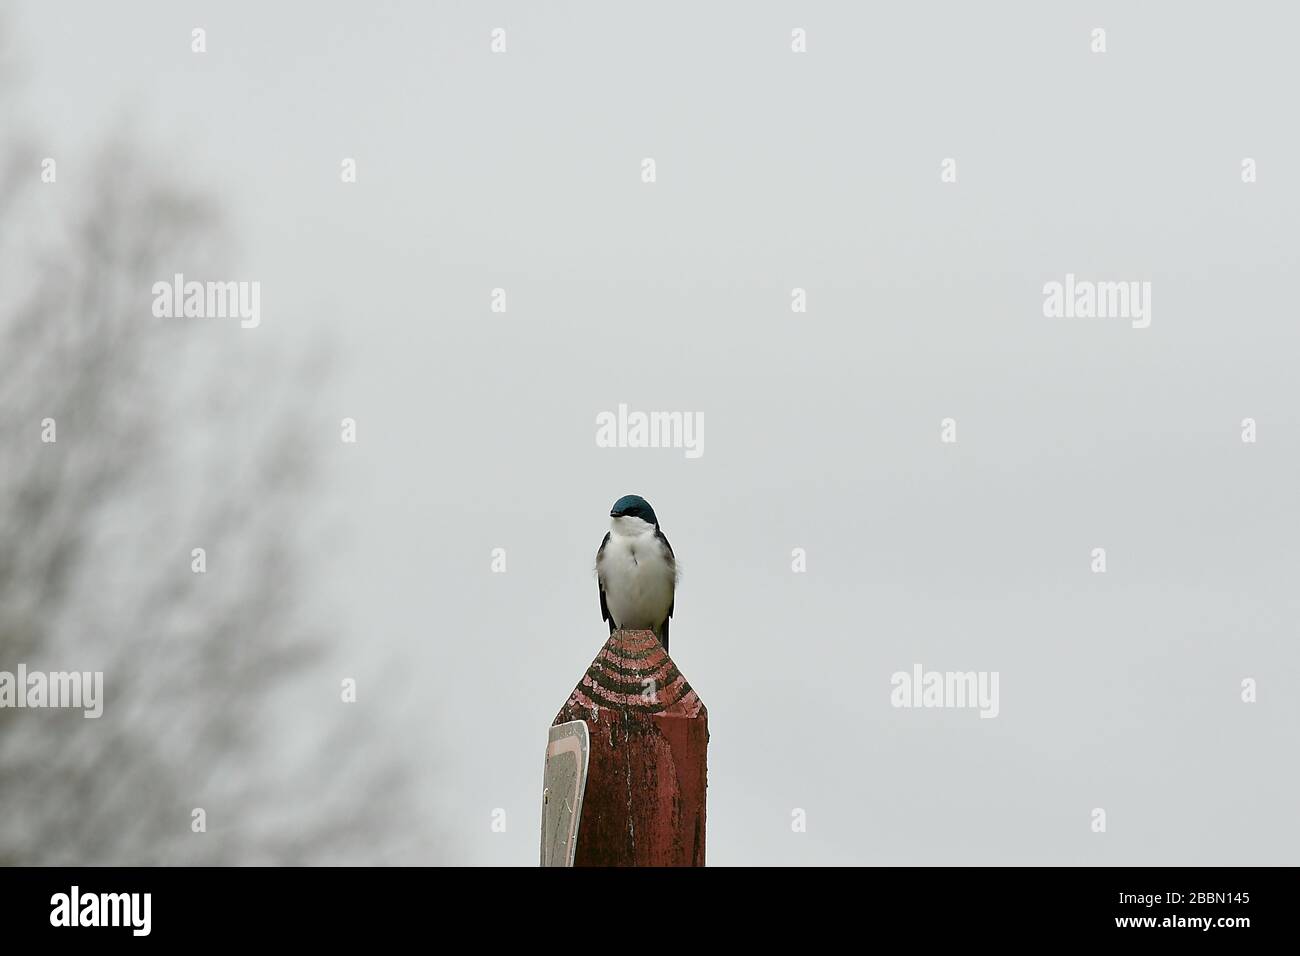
[551,628,708,866]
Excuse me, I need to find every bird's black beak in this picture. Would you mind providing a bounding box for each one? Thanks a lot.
[610,510,622,518]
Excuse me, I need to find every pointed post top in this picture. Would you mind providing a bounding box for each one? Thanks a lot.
[546,628,709,865]
[554,628,706,724]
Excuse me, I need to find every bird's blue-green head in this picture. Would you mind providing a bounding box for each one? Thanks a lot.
[610,494,658,527]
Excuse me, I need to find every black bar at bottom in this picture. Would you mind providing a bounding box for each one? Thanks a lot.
[0,865,1281,941]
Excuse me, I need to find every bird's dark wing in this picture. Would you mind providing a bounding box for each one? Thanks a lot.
[656,528,676,619]
[656,527,675,653]
[655,527,676,562]
[596,532,614,633]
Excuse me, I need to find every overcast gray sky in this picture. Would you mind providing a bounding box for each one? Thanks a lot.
[10,0,1299,864]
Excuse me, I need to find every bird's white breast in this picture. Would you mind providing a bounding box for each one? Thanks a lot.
[599,528,675,631]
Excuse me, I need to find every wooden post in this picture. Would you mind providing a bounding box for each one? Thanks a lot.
[551,628,708,866]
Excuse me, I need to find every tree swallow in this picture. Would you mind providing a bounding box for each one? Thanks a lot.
[596,494,677,653]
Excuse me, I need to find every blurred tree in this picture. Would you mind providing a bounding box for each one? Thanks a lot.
[0,31,418,865]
